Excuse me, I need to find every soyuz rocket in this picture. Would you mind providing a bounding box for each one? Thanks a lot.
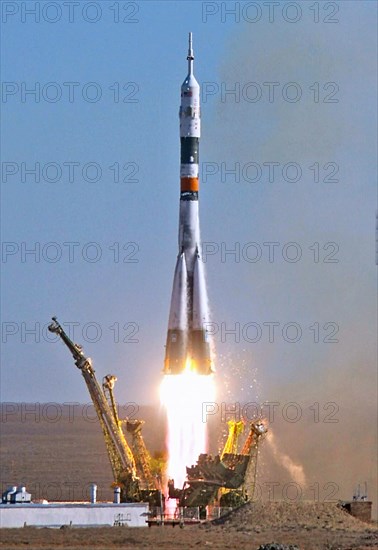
[163,33,213,376]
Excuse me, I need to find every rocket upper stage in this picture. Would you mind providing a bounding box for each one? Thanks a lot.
[164,33,213,376]
[180,32,200,198]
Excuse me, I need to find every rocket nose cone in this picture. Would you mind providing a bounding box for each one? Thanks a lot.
[181,73,199,91]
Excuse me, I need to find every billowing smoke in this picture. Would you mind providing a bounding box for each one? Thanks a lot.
[266,430,306,488]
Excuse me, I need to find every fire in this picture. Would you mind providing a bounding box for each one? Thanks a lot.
[160,365,215,490]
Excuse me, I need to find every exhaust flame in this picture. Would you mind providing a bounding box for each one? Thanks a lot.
[267,430,307,487]
[160,367,215,489]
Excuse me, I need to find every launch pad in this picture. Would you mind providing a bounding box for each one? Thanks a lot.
[46,316,267,522]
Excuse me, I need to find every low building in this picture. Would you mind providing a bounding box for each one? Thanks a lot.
[0,502,149,528]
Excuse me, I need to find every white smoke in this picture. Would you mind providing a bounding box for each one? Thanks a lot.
[266,430,307,488]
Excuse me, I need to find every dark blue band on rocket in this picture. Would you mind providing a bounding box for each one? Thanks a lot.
[181,137,199,164]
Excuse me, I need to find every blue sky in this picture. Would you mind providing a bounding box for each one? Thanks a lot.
[1,1,377,409]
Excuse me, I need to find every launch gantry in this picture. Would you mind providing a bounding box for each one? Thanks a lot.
[221,420,245,459]
[48,317,159,504]
[168,419,267,508]
[102,375,156,491]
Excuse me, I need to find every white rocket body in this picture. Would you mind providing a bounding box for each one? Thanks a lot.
[164,34,213,376]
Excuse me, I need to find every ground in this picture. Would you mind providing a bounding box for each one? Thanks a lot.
[0,502,377,550]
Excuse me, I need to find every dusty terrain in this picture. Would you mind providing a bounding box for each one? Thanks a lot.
[0,502,377,550]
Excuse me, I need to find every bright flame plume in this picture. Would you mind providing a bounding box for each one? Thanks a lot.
[160,366,215,489]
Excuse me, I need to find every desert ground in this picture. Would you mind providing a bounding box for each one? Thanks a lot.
[0,502,377,550]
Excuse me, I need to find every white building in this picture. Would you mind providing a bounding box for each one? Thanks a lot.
[0,502,149,528]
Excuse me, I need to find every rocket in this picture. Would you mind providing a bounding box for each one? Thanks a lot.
[164,33,213,376]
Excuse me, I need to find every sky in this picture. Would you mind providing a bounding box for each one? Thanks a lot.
[1,0,377,420]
